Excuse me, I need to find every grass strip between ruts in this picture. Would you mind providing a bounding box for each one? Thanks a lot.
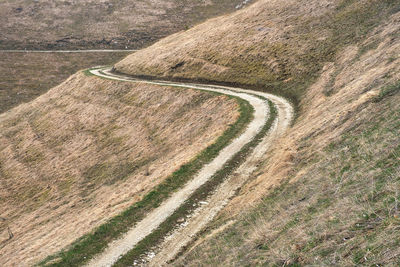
[114,98,277,266]
[38,70,255,267]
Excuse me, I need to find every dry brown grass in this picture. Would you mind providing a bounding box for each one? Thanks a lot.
[0,52,131,113]
[0,72,238,266]
[1,0,399,265]
[115,0,337,98]
[178,93,400,265]
[107,0,400,264]
[115,0,399,103]
[172,7,400,266]
[0,0,245,49]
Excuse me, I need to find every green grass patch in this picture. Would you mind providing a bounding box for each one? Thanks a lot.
[83,160,148,186]
[373,80,400,102]
[22,147,45,164]
[82,69,95,76]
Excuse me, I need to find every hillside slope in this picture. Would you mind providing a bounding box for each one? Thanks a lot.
[0,72,238,266]
[116,0,399,102]
[113,0,400,265]
[176,21,400,267]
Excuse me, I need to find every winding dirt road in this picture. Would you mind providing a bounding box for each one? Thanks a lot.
[86,68,293,266]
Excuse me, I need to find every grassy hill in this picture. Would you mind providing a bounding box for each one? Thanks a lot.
[0,72,238,266]
[114,0,400,265]
[116,0,399,103]
[1,0,399,265]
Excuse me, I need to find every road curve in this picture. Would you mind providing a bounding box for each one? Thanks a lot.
[86,68,293,266]
[148,83,293,266]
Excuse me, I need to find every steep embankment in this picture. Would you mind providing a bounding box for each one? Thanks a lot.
[114,0,400,265]
[0,72,238,266]
[115,0,399,102]
[175,19,400,266]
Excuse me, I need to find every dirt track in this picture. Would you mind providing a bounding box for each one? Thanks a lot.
[86,68,293,266]
[148,85,293,266]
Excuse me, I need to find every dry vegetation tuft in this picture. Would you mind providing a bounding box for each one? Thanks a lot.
[0,72,238,266]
